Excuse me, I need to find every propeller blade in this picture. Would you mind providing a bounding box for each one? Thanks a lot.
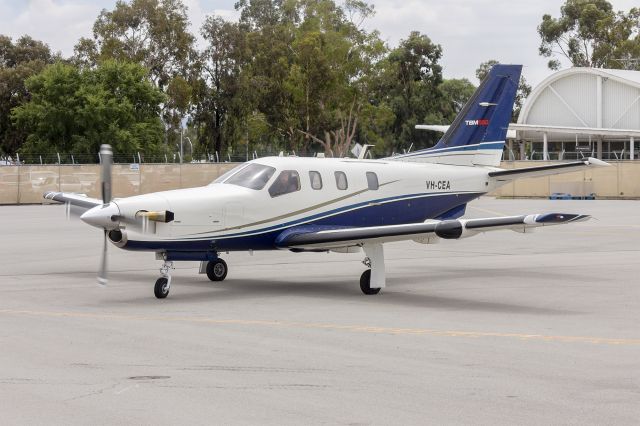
[98,229,108,286]
[100,144,113,204]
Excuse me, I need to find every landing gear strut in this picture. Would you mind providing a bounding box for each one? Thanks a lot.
[154,260,173,299]
[206,258,228,282]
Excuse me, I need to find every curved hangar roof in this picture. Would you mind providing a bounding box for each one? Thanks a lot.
[516,67,640,141]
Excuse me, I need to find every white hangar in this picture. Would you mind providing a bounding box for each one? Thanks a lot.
[512,67,640,161]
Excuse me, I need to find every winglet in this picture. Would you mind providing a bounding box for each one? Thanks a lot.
[587,157,611,167]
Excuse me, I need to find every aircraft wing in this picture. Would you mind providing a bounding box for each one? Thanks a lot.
[43,191,103,215]
[275,213,590,251]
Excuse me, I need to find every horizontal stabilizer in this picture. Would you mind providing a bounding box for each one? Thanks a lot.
[489,157,609,181]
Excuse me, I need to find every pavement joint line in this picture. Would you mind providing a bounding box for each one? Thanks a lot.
[1,309,639,346]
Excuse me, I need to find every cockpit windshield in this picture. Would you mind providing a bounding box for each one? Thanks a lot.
[212,164,247,184]
[221,163,276,190]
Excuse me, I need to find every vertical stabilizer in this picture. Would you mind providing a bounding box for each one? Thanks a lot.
[392,64,522,166]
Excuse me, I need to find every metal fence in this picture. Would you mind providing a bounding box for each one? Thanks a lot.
[0,150,331,165]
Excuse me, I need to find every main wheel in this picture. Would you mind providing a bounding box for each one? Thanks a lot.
[206,259,228,282]
[154,277,170,299]
[359,270,381,295]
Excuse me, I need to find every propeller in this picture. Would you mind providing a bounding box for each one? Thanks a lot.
[97,144,113,286]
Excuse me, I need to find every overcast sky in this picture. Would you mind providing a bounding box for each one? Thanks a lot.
[0,0,637,87]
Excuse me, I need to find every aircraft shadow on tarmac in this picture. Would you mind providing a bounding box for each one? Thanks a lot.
[59,265,582,315]
[105,275,578,316]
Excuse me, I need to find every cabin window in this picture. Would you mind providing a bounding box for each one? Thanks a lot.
[335,171,348,190]
[224,163,275,190]
[309,171,323,190]
[269,170,301,197]
[366,172,379,190]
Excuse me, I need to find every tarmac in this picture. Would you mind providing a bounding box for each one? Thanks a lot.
[0,197,639,425]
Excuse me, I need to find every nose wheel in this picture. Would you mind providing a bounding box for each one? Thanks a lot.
[154,277,170,298]
[206,259,228,282]
[154,260,173,299]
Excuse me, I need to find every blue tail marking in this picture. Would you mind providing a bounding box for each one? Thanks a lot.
[431,64,522,150]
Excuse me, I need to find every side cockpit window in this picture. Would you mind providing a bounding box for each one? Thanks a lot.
[269,170,301,197]
[309,171,322,190]
[335,171,348,190]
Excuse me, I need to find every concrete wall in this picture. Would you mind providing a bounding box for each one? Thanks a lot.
[2,161,639,204]
[0,163,239,204]
[490,161,640,199]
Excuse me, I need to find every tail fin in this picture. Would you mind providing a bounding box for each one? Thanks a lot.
[393,64,522,167]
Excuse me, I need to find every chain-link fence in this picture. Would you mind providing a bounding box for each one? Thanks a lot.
[1,149,334,165]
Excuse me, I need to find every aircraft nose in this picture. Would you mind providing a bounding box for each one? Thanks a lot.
[80,202,121,229]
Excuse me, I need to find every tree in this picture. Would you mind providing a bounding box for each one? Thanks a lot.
[0,35,54,155]
[75,0,196,88]
[371,31,443,153]
[538,0,640,70]
[437,78,476,122]
[476,59,532,121]
[12,61,166,157]
[74,0,198,150]
[213,0,387,157]
[284,0,386,156]
[193,15,249,156]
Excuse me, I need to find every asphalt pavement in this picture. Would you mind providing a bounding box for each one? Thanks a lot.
[0,197,639,425]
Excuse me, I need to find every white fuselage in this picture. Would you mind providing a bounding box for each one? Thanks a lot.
[110,157,497,252]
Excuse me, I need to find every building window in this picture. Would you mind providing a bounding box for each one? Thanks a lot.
[309,171,322,190]
[268,170,301,197]
[366,172,379,190]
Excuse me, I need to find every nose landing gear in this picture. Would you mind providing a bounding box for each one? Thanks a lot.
[154,260,173,299]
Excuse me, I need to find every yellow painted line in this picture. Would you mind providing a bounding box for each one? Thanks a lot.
[0,309,638,346]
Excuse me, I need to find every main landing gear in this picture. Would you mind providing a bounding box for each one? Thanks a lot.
[359,243,385,296]
[206,258,228,282]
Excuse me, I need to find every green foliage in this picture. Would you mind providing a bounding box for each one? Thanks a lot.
[5,0,548,159]
[538,0,640,70]
[437,78,476,122]
[370,31,443,152]
[194,0,389,157]
[193,15,249,156]
[0,35,54,155]
[75,0,195,88]
[12,61,166,157]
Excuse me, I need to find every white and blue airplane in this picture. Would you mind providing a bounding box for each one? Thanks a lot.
[45,64,607,298]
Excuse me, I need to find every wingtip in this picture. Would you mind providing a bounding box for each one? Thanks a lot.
[535,213,591,224]
[587,157,611,167]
